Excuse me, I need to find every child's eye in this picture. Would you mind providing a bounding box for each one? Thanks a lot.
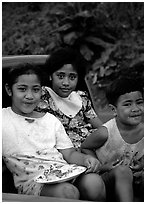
[18,87,26,92]
[137,100,144,105]
[123,103,131,107]
[57,74,64,79]
[33,88,41,93]
[69,74,77,80]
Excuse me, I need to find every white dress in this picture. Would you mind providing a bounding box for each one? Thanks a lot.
[2,107,73,195]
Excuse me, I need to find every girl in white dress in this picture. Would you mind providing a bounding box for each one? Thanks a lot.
[2,63,105,201]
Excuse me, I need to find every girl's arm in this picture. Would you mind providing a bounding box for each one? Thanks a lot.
[89,116,103,129]
[81,91,103,128]
[59,148,101,173]
[81,126,108,150]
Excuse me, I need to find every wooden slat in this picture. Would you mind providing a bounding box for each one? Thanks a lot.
[2,55,48,68]
[2,193,82,202]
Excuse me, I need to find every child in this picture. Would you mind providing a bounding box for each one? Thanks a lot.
[2,63,106,201]
[81,76,144,201]
[36,48,104,153]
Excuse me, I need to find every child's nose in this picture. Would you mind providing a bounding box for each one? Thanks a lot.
[25,90,33,99]
[62,76,69,85]
[131,104,140,112]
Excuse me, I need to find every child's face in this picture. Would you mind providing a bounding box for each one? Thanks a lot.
[115,91,144,126]
[51,64,78,98]
[9,74,42,117]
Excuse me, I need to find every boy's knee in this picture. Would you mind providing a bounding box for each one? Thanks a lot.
[114,165,133,181]
[77,173,106,201]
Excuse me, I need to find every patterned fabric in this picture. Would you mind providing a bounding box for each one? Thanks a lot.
[2,107,73,195]
[96,118,144,184]
[36,87,98,149]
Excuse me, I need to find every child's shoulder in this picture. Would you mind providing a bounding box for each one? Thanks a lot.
[102,118,119,137]
[2,107,11,116]
[103,118,116,128]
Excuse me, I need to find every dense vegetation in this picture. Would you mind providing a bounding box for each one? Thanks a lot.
[2,2,144,111]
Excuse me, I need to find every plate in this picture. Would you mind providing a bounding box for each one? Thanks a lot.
[34,163,86,184]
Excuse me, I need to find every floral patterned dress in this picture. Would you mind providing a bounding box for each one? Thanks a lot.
[37,87,98,149]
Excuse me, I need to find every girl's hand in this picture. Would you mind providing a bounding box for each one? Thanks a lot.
[83,155,101,173]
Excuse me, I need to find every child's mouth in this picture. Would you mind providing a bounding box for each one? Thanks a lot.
[24,102,34,106]
[130,115,141,120]
[60,88,70,93]
[131,114,141,117]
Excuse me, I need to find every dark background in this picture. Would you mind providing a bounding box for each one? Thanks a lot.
[2,2,144,115]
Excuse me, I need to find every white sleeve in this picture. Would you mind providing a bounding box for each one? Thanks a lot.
[55,119,74,150]
[48,114,73,149]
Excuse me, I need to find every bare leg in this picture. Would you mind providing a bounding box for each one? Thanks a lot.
[111,165,133,202]
[40,182,80,199]
[75,173,106,201]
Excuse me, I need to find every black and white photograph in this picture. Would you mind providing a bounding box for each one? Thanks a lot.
[2,2,144,202]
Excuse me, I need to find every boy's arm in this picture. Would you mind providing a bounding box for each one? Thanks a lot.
[81,126,108,150]
[81,148,97,158]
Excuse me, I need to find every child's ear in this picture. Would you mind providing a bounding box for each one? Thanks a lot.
[49,76,52,81]
[5,84,12,96]
[109,104,117,117]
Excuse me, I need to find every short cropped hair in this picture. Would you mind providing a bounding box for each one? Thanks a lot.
[106,76,144,106]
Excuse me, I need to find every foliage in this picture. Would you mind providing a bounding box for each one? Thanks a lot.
[47,2,144,87]
[3,2,143,82]
[2,2,144,109]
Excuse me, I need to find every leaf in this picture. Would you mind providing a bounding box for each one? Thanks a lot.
[80,45,94,61]
[92,72,98,84]
[85,36,113,48]
[63,31,78,45]
[104,67,115,76]
[99,66,105,77]
[50,24,72,34]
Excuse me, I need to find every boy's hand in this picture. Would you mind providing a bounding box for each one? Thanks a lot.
[98,159,123,174]
[130,156,144,172]
[83,155,101,173]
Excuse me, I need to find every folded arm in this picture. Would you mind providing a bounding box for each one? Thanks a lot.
[81,126,108,151]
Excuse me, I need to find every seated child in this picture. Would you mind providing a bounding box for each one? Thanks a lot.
[36,48,104,153]
[81,76,144,202]
[2,63,105,201]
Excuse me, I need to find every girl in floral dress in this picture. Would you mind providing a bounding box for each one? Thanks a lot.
[36,47,104,152]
